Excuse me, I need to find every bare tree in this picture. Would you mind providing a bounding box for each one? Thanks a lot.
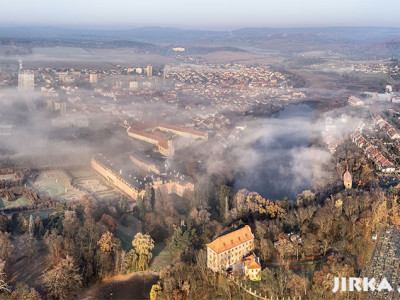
[0,232,13,261]
[0,260,10,294]
[43,255,82,300]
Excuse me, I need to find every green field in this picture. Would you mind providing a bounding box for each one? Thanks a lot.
[94,192,122,202]
[0,196,31,209]
[68,168,97,179]
[117,213,142,251]
[117,214,172,270]
[150,243,173,271]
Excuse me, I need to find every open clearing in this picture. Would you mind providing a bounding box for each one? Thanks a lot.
[68,168,98,179]
[78,271,159,300]
[117,213,142,251]
[94,192,122,202]
[117,214,173,270]
[149,243,173,271]
[9,237,48,294]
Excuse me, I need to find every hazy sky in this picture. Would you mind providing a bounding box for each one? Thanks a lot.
[2,0,399,29]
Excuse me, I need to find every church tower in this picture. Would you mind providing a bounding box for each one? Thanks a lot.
[343,164,352,189]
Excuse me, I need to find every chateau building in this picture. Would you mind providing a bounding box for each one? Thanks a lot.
[127,123,207,157]
[127,127,174,156]
[91,158,146,200]
[206,225,255,272]
[92,155,194,200]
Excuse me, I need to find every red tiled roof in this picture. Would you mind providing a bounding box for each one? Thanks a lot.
[243,255,261,270]
[344,171,352,183]
[206,225,254,254]
[128,127,169,149]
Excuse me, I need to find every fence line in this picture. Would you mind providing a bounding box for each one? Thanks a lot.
[229,275,301,300]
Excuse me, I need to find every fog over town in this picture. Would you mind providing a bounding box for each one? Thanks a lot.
[1,1,400,300]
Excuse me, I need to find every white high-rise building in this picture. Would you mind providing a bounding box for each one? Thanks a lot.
[90,74,98,84]
[18,72,34,92]
[146,65,153,77]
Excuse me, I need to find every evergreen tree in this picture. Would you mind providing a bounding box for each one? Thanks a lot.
[169,225,196,255]
[154,189,163,212]
[215,176,232,221]
[34,216,44,238]
[119,196,128,212]
[145,185,155,211]
[136,196,145,218]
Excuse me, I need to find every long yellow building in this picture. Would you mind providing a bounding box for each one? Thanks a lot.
[156,123,208,140]
[127,127,174,156]
[91,158,146,200]
[127,123,207,157]
[92,157,194,200]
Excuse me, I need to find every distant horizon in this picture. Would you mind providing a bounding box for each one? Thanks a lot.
[1,24,400,32]
[2,0,400,30]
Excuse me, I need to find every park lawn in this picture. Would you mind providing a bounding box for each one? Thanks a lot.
[116,214,172,270]
[117,213,142,251]
[67,168,97,179]
[95,191,122,202]
[149,243,173,271]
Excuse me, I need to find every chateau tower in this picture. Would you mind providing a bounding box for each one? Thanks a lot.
[343,164,352,189]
